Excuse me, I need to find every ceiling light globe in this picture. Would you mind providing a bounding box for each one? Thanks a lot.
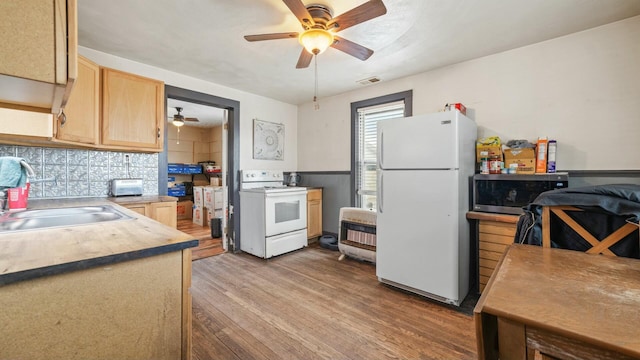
[299,29,334,55]
[173,119,185,127]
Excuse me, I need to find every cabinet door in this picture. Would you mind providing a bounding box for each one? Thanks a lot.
[0,0,77,114]
[124,204,147,216]
[0,108,53,140]
[307,189,323,240]
[0,0,55,83]
[55,56,99,144]
[150,202,177,228]
[101,68,164,150]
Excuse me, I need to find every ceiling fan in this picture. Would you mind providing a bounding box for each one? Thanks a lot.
[244,0,387,69]
[170,107,199,127]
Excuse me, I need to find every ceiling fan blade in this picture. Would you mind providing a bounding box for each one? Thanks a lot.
[296,48,313,69]
[327,0,387,33]
[244,32,299,42]
[331,36,374,61]
[184,118,199,122]
[283,0,315,29]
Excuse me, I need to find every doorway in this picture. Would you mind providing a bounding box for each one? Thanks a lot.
[162,85,240,254]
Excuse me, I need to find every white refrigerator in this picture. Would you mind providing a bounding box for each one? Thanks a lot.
[375,111,477,306]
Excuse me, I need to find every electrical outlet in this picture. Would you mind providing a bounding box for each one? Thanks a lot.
[123,153,131,164]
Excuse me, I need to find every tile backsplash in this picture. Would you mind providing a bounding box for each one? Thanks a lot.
[0,145,159,198]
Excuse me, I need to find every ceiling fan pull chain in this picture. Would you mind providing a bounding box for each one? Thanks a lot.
[314,55,320,110]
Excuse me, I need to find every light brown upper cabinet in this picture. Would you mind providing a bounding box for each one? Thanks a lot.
[55,56,100,145]
[101,68,165,151]
[0,0,77,114]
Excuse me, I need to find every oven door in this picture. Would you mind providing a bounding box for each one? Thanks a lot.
[264,190,307,236]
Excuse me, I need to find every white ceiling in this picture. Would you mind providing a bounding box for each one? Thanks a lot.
[78,0,640,107]
[166,98,225,128]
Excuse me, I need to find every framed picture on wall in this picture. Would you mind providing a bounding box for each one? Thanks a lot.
[253,119,284,160]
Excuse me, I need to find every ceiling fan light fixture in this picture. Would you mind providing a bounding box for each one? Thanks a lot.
[173,118,185,127]
[172,106,185,127]
[299,29,334,55]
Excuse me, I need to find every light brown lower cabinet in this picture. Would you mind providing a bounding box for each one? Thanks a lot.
[477,218,518,292]
[0,250,192,360]
[307,188,323,242]
[122,201,177,228]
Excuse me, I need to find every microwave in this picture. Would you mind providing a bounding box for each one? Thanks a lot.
[472,173,569,215]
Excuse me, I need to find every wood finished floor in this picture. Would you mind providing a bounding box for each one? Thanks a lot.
[177,219,224,260]
[191,245,477,359]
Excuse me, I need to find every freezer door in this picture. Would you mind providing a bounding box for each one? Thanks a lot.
[376,169,462,302]
[377,113,458,170]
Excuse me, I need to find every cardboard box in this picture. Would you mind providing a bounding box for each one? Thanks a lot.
[536,137,548,173]
[192,205,206,226]
[503,148,536,174]
[210,177,221,186]
[204,208,224,229]
[183,164,202,174]
[213,187,223,209]
[203,186,215,210]
[547,140,557,173]
[448,103,467,115]
[168,163,184,174]
[476,145,503,163]
[193,186,205,207]
[176,200,193,220]
[167,185,186,197]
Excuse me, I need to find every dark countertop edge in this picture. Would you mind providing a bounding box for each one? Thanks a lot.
[0,239,199,287]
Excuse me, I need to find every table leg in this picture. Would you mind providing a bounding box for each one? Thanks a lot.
[498,317,527,360]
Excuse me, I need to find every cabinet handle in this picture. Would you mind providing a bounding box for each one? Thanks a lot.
[58,110,67,128]
[378,171,383,213]
[157,127,160,138]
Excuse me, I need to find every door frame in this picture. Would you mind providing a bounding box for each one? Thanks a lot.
[162,85,241,252]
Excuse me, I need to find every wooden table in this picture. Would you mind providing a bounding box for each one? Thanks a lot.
[474,244,640,360]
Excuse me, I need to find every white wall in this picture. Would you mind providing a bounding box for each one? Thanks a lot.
[80,47,298,171]
[298,16,640,171]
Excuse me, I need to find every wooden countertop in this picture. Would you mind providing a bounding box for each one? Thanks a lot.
[466,211,521,223]
[0,198,197,286]
[108,195,178,205]
[474,244,640,358]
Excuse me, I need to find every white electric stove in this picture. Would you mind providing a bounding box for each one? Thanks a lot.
[239,170,308,258]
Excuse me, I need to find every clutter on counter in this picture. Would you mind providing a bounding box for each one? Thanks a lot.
[476,137,558,175]
[444,102,467,115]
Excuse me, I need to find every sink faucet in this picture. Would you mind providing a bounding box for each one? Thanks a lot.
[29,177,58,186]
[19,160,57,186]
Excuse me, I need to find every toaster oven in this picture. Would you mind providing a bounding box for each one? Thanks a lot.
[472,173,569,215]
[109,178,144,197]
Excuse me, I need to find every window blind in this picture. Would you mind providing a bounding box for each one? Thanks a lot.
[356,100,405,210]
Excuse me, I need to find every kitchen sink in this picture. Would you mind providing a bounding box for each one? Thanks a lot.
[0,205,133,233]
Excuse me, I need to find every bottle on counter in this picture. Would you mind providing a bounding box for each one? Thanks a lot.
[489,155,501,174]
[480,151,489,174]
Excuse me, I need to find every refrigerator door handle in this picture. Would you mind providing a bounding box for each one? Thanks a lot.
[378,171,383,213]
[378,131,384,169]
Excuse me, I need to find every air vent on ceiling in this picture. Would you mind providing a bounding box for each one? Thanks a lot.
[357,77,381,85]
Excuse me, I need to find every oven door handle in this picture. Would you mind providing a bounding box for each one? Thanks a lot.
[265,191,308,198]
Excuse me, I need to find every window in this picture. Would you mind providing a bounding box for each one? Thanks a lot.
[351,90,412,210]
